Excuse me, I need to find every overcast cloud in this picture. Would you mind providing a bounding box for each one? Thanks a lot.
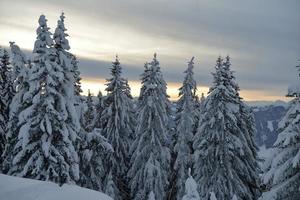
[0,0,299,100]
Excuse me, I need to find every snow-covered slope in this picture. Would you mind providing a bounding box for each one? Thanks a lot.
[0,174,112,200]
[251,103,288,148]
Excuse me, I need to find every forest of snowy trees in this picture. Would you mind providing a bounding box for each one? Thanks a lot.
[0,13,299,200]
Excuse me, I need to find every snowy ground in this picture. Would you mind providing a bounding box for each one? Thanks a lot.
[0,174,112,200]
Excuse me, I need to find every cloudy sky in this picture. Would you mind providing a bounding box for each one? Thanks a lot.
[0,0,299,101]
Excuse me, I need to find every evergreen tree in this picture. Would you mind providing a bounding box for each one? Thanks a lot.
[79,128,113,191]
[0,47,13,170]
[173,57,198,200]
[101,55,135,199]
[182,168,200,200]
[129,54,170,200]
[82,90,96,132]
[260,63,300,200]
[2,43,28,173]
[8,15,80,185]
[193,56,260,200]
[53,12,81,136]
[93,90,104,130]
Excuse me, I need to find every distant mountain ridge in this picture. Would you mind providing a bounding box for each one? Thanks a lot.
[248,101,289,148]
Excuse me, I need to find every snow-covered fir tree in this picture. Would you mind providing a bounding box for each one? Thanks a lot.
[1,43,29,173]
[8,15,80,185]
[53,12,81,134]
[93,90,104,130]
[182,168,200,200]
[82,90,96,132]
[193,56,260,200]
[260,64,300,200]
[78,128,113,191]
[173,57,198,200]
[129,54,170,200]
[0,47,14,170]
[100,55,135,199]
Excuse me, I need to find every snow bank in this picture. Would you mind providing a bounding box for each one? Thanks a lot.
[0,174,112,200]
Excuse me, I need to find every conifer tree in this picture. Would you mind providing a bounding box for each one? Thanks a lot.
[8,15,80,185]
[101,56,135,199]
[182,168,200,200]
[78,128,113,191]
[93,91,104,130]
[53,12,81,135]
[0,47,13,170]
[129,54,170,200]
[260,63,300,200]
[193,56,260,200]
[173,57,198,200]
[82,90,96,132]
[2,43,28,173]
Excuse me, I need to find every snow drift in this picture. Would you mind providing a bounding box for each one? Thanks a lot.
[0,174,112,200]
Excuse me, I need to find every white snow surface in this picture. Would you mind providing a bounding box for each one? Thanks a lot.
[0,174,112,200]
[267,121,274,132]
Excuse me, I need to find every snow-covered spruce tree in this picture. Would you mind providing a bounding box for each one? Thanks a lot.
[78,128,113,191]
[172,57,198,200]
[82,90,96,132]
[100,56,135,199]
[53,12,81,134]
[260,64,300,200]
[129,54,170,200]
[93,90,104,130]
[8,15,80,185]
[1,43,29,173]
[0,47,14,170]
[193,56,260,200]
[139,54,171,114]
[182,168,200,200]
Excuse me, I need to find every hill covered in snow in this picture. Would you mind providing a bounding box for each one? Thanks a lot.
[0,174,112,200]
[251,101,288,148]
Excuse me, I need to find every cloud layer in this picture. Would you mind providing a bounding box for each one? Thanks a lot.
[0,0,299,100]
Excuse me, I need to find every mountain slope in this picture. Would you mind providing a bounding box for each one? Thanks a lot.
[251,102,288,148]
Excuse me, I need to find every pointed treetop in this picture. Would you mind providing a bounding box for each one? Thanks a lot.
[187,57,195,71]
[115,54,119,62]
[97,90,102,98]
[226,55,230,61]
[60,11,65,21]
[154,52,157,59]
[189,56,195,64]
[224,55,231,68]
[38,14,47,26]
[144,62,148,69]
